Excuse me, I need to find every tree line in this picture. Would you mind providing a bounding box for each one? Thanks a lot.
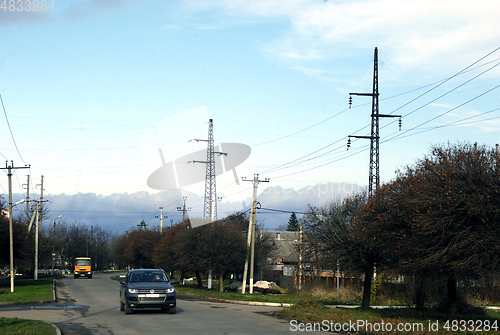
[1,142,498,315]
[0,207,115,274]
[113,212,274,291]
[301,142,500,315]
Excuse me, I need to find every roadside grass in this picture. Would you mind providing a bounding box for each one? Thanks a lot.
[176,281,373,307]
[0,277,57,334]
[0,277,54,303]
[0,317,56,335]
[177,284,315,304]
[176,282,500,334]
[3,274,496,335]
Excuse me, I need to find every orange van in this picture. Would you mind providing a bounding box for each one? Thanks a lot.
[74,257,92,279]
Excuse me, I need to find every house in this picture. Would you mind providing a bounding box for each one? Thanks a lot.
[263,231,302,287]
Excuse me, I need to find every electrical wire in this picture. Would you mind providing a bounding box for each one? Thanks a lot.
[256,47,500,178]
[258,207,308,215]
[255,48,500,169]
[0,94,27,166]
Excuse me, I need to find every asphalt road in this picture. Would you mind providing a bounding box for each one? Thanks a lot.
[0,273,306,335]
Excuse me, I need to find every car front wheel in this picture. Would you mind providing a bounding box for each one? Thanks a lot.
[124,303,133,314]
[120,300,124,311]
[168,307,176,314]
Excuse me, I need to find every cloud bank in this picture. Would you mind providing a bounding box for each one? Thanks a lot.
[9,182,363,234]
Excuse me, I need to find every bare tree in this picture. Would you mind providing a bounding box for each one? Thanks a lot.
[302,191,381,309]
[361,142,500,315]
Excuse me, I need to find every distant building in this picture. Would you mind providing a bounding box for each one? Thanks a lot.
[263,231,301,287]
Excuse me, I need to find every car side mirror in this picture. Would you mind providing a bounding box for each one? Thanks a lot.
[120,280,126,285]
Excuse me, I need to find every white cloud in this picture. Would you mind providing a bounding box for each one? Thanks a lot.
[183,0,312,18]
[9,182,363,234]
[184,0,500,80]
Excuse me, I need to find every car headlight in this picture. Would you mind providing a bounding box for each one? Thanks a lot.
[166,288,175,293]
[128,288,137,294]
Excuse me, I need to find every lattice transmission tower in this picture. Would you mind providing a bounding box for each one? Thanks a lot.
[203,119,218,221]
[348,47,401,196]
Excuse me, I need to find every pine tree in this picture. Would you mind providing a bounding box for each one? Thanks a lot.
[286,212,299,231]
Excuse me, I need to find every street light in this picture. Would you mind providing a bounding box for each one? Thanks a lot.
[52,215,62,270]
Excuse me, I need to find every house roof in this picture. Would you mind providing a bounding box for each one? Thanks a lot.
[263,231,300,264]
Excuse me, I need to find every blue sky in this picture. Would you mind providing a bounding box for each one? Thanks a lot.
[0,0,499,232]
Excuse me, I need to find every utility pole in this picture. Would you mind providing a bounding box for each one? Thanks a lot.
[176,196,191,222]
[34,204,39,280]
[23,175,30,225]
[27,202,40,280]
[39,175,44,231]
[1,161,30,292]
[155,207,167,234]
[137,220,147,231]
[298,224,303,290]
[347,47,401,195]
[336,260,340,303]
[496,144,499,172]
[53,215,62,270]
[241,174,269,294]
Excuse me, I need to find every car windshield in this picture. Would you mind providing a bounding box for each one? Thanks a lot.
[129,271,167,282]
[76,259,91,266]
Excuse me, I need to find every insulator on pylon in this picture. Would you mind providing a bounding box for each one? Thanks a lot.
[348,96,352,108]
[398,117,402,131]
[347,137,351,150]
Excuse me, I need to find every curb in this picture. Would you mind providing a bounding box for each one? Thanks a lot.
[52,323,62,335]
[0,279,62,335]
[178,295,293,307]
[223,299,292,307]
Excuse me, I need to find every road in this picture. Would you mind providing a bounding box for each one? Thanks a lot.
[0,272,303,335]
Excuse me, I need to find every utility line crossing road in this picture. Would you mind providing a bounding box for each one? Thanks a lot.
[0,273,306,335]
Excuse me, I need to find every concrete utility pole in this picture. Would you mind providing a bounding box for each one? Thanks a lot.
[34,205,39,280]
[1,161,30,292]
[347,47,401,196]
[177,196,191,222]
[241,174,269,294]
[39,175,44,231]
[27,202,41,280]
[24,175,30,225]
[336,260,340,303]
[155,207,167,234]
[298,224,303,290]
[496,144,499,171]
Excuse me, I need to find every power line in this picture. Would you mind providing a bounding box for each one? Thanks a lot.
[258,207,308,215]
[0,94,27,165]
[388,46,500,117]
[257,47,500,179]
[384,86,500,144]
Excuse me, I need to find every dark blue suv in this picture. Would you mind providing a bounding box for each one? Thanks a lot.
[120,268,177,314]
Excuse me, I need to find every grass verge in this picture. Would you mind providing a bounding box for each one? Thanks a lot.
[275,302,500,334]
[0,278,54,303]
[175,284,353,306]
[0,317,56,335]
[0,277,57,335]
[176,284,500,334]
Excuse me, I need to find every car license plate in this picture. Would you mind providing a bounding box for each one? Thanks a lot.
[145,293,160,298]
